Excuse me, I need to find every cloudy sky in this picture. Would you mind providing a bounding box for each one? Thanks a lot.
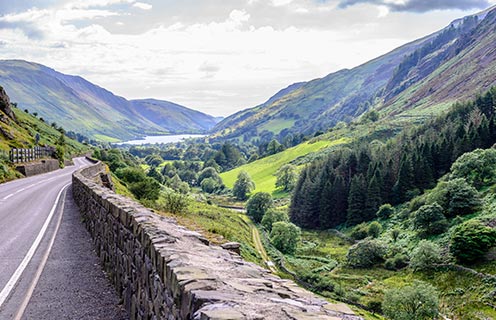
[0,0,495,116]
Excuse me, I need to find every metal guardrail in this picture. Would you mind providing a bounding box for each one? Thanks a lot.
[9,146,55,164]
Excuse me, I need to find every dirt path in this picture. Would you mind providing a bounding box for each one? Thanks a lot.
[238,214,277,273]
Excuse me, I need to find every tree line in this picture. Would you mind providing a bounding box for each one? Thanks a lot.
[290,88,496,229]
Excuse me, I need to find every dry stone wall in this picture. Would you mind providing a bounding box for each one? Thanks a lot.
[73,162,362,320]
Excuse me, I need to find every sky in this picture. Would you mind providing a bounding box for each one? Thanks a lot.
[0,0,495,117]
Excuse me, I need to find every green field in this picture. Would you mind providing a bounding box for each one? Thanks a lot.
[220,137,348,196]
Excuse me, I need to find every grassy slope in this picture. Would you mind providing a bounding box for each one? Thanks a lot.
[220,137,348,196]
[0,107,89,182]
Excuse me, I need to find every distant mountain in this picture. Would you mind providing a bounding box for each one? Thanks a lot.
[0,60,219,141]
[212,6,496,142]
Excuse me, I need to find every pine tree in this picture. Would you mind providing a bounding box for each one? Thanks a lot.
[392,154,414,204]
[347,174,367,226]
[365,170,382,221]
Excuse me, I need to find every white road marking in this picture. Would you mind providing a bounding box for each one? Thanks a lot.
[0,183,71,308]
[13,187,68,320]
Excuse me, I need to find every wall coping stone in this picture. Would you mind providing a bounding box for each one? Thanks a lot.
[73,162,364,320]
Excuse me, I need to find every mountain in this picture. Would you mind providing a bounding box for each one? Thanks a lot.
[0,60,219,141]
[212,6,496,142]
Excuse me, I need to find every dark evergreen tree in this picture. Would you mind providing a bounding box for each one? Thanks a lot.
[347,174,367,225]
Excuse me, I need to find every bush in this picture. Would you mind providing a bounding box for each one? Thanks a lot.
[382,280,439,320]
[410,240,442,271]
[270,222,301,254]
[412,203,448,236]
[384,253,409,270]
[157,191,190,214]
[450,220,496,264]
[246,192,273,223]
[367,221,382,238]
[350,223,368,240]
[346,239,386,268]
[450,148,496,189]
[261,209,288,232]
[376,203,395,220]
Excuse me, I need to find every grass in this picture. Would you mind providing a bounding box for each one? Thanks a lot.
[0,107,89,182]
[220,137,348,196]
[94,134,121,143]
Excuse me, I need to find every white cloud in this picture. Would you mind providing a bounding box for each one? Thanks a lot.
[132,2,152,10]
[0,0,491,116]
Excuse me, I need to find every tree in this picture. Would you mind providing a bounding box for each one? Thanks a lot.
[275,164,298,191]
[412,203,448,236]
[382,280,439,320]
[55,132,66,168]
[198,167,222,185]
[200,177,220,194]
[246,192,273,223]
[450,220,496,264]
[346,239,386,268]
[128,177,161,200]
[347,174,367,226]
[261,209,288,232]
[233,171,255,200]
[410,240,442,271]
[270,222,301,254]
[147,167,164,184]
[427,178,481,217]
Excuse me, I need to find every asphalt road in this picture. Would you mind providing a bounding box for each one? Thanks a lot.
[0,158,127,320]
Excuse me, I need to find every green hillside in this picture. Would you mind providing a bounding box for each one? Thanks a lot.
[0,87,89,181]
[220,137,348,196]
[0,60,219,141]
[212,7,496,143]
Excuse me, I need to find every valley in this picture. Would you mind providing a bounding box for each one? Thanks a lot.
[1,2,496,320]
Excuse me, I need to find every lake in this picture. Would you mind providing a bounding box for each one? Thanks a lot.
[117,134,206,145]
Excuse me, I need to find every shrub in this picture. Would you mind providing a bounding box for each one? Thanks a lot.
[350,223,368,240]
[367,221,382,238]
[450,148,496,189]
[391,228,401,242]
[410,240,442,271]
[450,220,496,264]
[270,222,301,254]
[412,203,448,236]
[376,203,395,219]
[157,191,190,214]
[246,192,273,223]
[382,280,439,320]
[384,253,409,270]
[346,239,386,268]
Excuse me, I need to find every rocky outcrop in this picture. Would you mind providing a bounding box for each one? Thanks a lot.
[0,86,16,122]
[73,162,363,320]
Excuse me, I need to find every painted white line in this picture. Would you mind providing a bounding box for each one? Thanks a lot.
[13,187,68,320]
[0,183,71,308]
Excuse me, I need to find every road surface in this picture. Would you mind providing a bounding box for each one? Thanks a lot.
[0,158,127,320]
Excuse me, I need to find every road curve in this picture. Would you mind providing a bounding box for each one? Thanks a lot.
[0,157,127,320]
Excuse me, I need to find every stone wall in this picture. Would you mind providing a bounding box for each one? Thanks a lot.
[16,159,60,177]
[73,162,362,320]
